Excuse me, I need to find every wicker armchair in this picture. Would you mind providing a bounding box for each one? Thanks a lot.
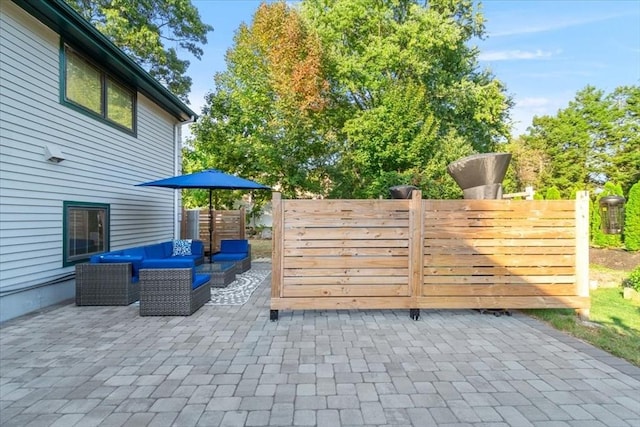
[75,263,139,306]
[139,268,211,316]
[211,240,252,273]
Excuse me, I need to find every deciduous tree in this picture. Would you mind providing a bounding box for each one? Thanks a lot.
[187,2,333,203]
[66,0,213,101]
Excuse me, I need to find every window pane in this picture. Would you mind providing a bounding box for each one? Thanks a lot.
[107,78,134,129]
[65,50,102,114]
[67,206,107,261]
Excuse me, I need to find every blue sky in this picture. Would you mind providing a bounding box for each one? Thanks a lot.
[185,0,640,137]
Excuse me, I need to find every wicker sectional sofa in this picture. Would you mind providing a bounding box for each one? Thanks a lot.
[75,240,206,306]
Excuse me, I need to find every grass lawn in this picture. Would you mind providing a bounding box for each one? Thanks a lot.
[249,238,272,260]
[249,239,639,366]
[524,268,640,367]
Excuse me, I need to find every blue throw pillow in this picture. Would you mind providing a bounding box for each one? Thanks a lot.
[172,239,192,256]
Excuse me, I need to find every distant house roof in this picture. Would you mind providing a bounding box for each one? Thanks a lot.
[12,0,197,122]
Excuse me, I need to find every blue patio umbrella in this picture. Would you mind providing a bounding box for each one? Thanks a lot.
[137,169,270,255]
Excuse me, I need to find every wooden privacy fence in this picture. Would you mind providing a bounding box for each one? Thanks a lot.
[270,191,590,320]
[180,208,245,254]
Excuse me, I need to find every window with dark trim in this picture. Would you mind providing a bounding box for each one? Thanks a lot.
[61,44,136,134]
[63,202,109,266]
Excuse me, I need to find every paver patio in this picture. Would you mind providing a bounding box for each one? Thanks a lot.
[1,262,639,426]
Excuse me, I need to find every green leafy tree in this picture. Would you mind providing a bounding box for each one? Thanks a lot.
[502,137,547,194]
[624,182,640,251]
[188,2,334,204]
[522,85,640,197]
[66,0,213,101]
[192,0,512,201]
[302,0,511,198]
[599,87,640,195]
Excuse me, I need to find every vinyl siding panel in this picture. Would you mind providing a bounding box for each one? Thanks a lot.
[0,2,184,319]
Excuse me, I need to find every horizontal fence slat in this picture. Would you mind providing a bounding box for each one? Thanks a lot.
[423,228,574,238]
[284,239,409,248]
[284,199,409,211]
[285,268,409,277]
[424,238,575,247]
[424,246,575,256]
[424,199,575,212]
[271,296,415,310]
[284,276,409,285]
[424,254,575,267]
[283,284,408,297]
[285,218,409,227]
[422,284,576,296]
[284,247,409,256]
[284,228,409,240]
[422,276,575,285]
[423,218,575,227]
[425,266,575,276]
[284,257,408,269]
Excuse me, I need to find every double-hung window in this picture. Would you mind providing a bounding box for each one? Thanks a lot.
[62,44,136,133]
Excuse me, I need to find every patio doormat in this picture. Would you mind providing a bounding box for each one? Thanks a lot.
[207,263,271,305]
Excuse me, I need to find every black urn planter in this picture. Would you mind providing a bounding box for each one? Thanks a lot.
[446,153,512,200]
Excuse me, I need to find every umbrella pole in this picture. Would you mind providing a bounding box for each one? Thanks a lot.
[209,189,213,258]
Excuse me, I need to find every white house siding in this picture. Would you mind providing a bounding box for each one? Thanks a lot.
[0,2,182,322]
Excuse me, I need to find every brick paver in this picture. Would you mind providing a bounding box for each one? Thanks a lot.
[1,262,639,426]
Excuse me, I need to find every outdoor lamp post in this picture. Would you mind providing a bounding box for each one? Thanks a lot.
[599,195,626,234]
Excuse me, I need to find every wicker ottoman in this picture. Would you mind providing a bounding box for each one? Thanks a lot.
[139,268,211,316]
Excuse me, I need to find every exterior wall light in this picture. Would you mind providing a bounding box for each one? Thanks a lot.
[599,195,625,234]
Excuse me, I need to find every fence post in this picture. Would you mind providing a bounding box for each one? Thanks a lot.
[271,192,283,301]
[409,190,423,301]
[525,186,534,200]
[575,191,590,319]
[240,207,246,240]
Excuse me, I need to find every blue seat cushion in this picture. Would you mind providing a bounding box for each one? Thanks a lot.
[212,253,247,262]
[193,274,210,289]
[191,240,204,256]
[173,254,202,263]
[220,239,249,254]
[144,244,165,259]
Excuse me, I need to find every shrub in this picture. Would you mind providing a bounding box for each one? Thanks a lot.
[623,266,640,292]
[545,187,561,200]
[624,182,640,251]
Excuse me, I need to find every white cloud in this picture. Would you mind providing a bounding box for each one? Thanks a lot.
[479,49,560,61]
[517,97,550,108]
[489,13,630,38]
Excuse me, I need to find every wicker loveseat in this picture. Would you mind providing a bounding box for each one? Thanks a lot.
[75,240,205,306]
[139,259,211,316]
